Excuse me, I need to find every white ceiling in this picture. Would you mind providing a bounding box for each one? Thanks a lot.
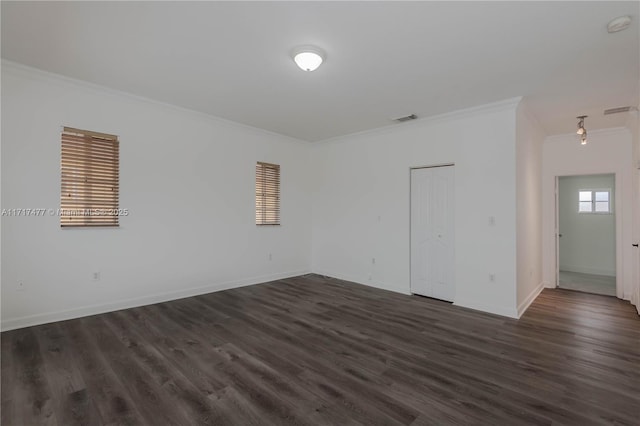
[2,1,638,142]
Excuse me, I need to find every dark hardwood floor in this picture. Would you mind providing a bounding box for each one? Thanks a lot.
[2,274,639,425]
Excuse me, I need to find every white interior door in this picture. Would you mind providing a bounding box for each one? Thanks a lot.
[410,166,455,301]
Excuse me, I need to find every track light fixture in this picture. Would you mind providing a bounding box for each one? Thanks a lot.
[576,116,586,135]
[576,116,587,145]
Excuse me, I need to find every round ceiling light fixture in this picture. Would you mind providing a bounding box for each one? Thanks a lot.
[607,15,632,33]
[292,46,325,72]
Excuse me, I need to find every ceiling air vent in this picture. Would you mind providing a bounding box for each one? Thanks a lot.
[393,114,418,122]
[604,106,638,115]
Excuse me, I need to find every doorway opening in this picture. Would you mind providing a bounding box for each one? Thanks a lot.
[556,174,616,296]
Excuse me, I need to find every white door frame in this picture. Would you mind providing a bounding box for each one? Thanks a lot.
[555,172,623,298]
[555,176,560,287]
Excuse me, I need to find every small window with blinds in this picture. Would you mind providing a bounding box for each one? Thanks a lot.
[255,162,280,225]
[61,127,120,227]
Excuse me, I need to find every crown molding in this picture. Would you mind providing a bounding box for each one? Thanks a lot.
[1,59,310,145]
[315,96,523,145]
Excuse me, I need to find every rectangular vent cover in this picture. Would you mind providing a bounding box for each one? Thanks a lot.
[394,114,418,122]
[604,106,637,115]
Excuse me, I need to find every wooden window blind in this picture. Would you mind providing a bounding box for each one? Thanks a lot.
[255,162,280,225]
[60,127,120,227]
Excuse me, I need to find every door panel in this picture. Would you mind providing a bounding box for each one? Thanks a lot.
[411,166,455,302]
[411,170,431,296]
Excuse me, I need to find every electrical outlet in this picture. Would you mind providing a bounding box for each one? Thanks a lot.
[372,257,376,264]
[92,272,101,282]
[489,273,495,282]
[268,253,272,261]
[16,281,26,292]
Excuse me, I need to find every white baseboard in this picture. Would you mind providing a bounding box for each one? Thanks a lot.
[311,269,411,295]
[559,265,615,277]
[453,298,519,319]
[316,269,521,319]
[517,282,545,318]
[1,269,310,332]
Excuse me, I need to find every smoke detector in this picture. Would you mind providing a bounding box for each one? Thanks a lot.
[607,16,632,33]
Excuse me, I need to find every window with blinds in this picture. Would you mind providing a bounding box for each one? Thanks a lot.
[255,162,280,225]
[60,127,120,227]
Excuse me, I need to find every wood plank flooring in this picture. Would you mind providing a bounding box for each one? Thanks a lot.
[2,274,639,425]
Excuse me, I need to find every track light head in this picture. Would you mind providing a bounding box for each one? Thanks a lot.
[576,116,587,143]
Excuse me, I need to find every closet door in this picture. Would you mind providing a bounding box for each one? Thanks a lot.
[410,166,455,301]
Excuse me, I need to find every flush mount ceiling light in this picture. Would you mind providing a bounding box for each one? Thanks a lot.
[607,15,632,33]
[576,115,588,145]
[291,46,325,72]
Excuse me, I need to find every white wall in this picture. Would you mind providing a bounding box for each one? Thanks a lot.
[626,110,640,313]
[558,174,616,276]
[311,98,521,318]
[1,62,312,330]
[515,102,545,316]
[542,128,634,300]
